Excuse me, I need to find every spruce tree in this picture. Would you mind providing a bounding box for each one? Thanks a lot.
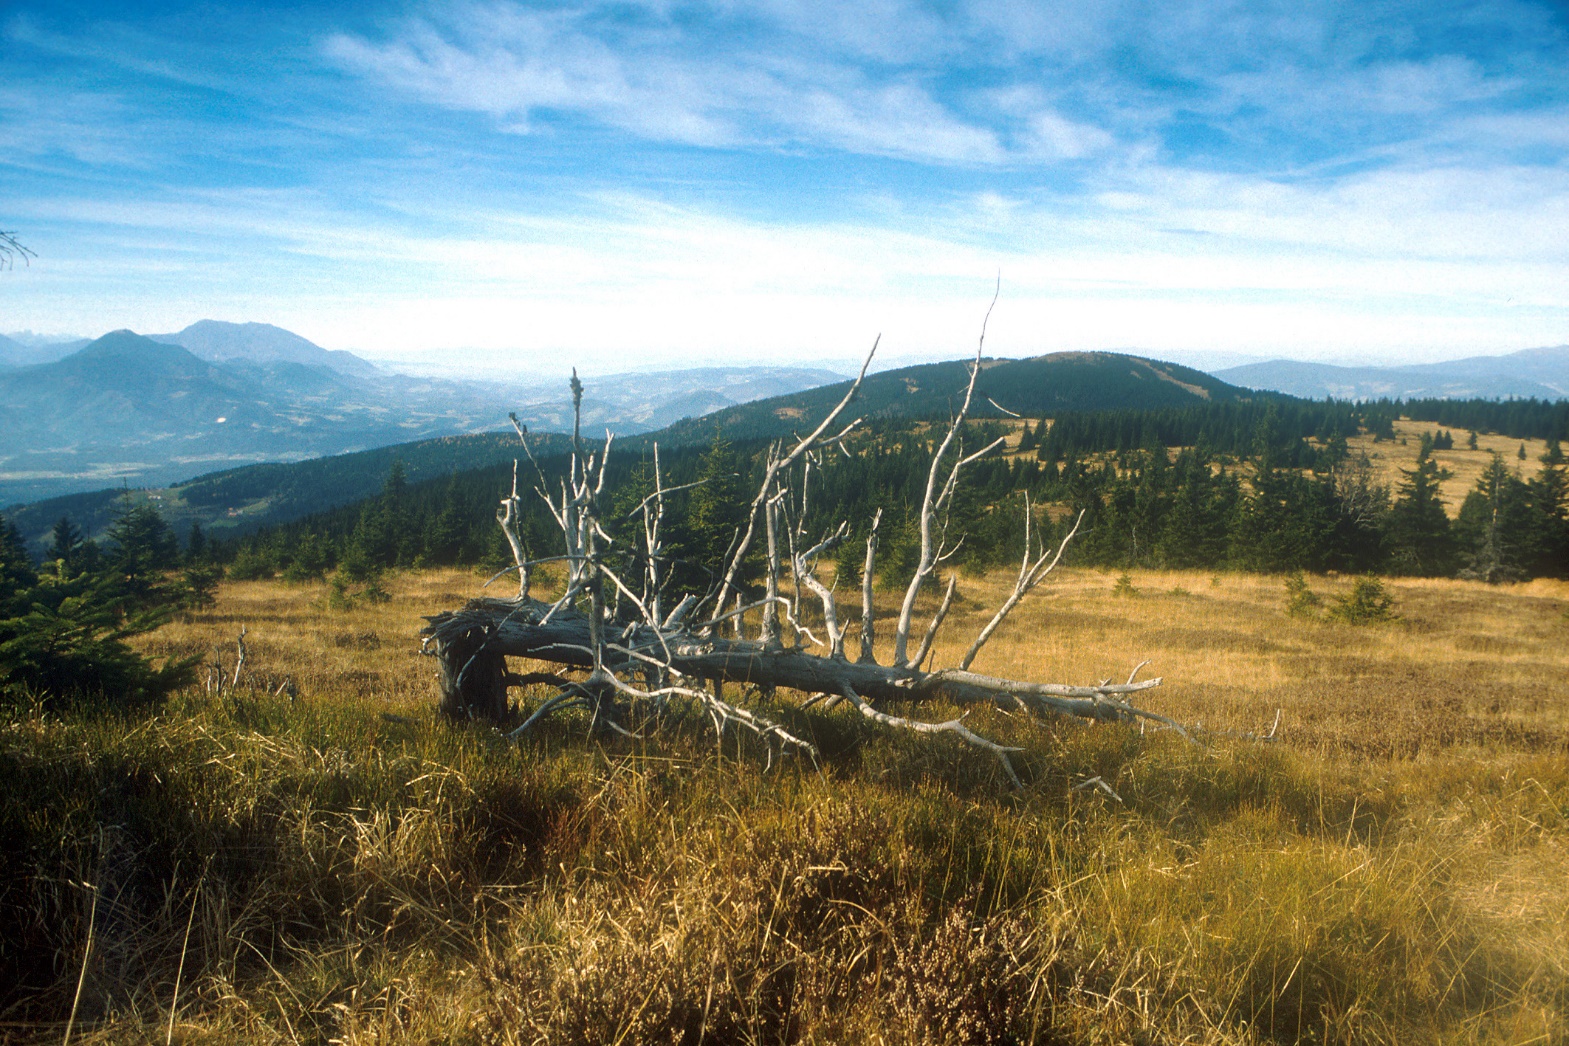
[1524,440,1568,577]
[0,517,37,598]
[1385,444,1455,575]
[2,512,195,704]
[670,430,750,592]
[1456,453,1530,583]
[186,520,207,562]
[45,516,83,568]
[106,502,182,605]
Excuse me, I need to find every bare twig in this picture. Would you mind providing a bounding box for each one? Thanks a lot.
[839,683,1023,788]
[0,231,34,270]
[960,506,1085,671]
[231,627,247,690]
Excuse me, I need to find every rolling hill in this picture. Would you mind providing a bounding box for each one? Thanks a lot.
[1214,345,1569,401]
[0,325,843,505]
[3,349,1259,553]
[659,350,1250,444]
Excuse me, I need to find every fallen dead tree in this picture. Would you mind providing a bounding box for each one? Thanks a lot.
[422,308,1193,786]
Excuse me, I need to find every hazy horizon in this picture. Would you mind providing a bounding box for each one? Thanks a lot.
[6,320,1567,384]
[4,0,1568,373]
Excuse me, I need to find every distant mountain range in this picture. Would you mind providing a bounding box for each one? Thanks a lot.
[0,331,91,367]
[0,321,842,505]
[8,321,1568,551]
[2,349,1260,552]
[1213,346,1569,401]
[150,320,383,378]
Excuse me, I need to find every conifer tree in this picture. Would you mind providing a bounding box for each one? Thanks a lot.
[1524,439,1568,577]
[663,430,752,593]
[0,517,36,597]
[186,520,208,562]
[45,517,82,569]
[1456,453,1530,583]
[2,511,196,703]
[106,502,182,605]
[1385,443,1455,575]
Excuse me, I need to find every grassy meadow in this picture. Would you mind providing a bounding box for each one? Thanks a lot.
[3,566,1567,1044]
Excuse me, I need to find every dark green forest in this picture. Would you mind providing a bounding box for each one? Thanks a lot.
[195,401,1568,589]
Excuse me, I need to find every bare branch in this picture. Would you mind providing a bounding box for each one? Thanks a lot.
[839,683,1023,789]
[793,522,850,659]
[892,346,987,665]
[858,508,882,664]
[0,231,35,271]
[712,337,878,621]
[908,574,957,670]
[959,507,1084,672]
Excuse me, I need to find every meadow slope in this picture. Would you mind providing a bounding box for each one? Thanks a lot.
[2,567,1566,1044]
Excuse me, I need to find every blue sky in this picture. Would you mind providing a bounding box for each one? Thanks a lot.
[3,0,1568,375]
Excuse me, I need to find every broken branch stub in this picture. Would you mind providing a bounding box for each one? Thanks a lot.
[421,326,1192,787]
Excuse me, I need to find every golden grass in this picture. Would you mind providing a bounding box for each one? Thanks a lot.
[1346,418,1552,518]
[2,567,1565,1044]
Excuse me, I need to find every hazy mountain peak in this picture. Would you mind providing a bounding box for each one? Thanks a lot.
[0,332,27,368]
[152,319,381,378]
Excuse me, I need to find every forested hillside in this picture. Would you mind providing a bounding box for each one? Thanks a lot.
[8,352,1568,582]
[209,399,1568,587]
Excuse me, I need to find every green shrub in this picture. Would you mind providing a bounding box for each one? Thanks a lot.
[1,513,196,705]
[227,547,274,581]
[1285,570,1322,618]
[1330,575,1397,624]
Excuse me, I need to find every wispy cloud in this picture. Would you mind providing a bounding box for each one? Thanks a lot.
[3,0,1568,367]
[322,1,1110,165]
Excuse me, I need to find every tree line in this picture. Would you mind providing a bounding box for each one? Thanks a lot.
[187,411,1568,587]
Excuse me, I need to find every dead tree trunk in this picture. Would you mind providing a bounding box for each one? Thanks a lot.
[424,596,1163,718]
[421,302,1206,786]
[434,621,510,721]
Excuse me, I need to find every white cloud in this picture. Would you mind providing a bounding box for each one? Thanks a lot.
[322,0,1117,165]
[0,86,151,167]
[12,153,1566,372]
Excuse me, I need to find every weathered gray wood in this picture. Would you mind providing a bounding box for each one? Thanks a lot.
[418,328,1215,784]
[433,618,510,721]
[422,596,1165,726]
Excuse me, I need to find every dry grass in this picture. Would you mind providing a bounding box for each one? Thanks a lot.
[1345,418,1551,518]
[2,567,1566,1044]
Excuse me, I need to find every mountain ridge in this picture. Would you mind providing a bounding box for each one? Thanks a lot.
[2,348,1261,551]
[0,327,844,505]
[149,320,383,378]
[1214,345,1569,401]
